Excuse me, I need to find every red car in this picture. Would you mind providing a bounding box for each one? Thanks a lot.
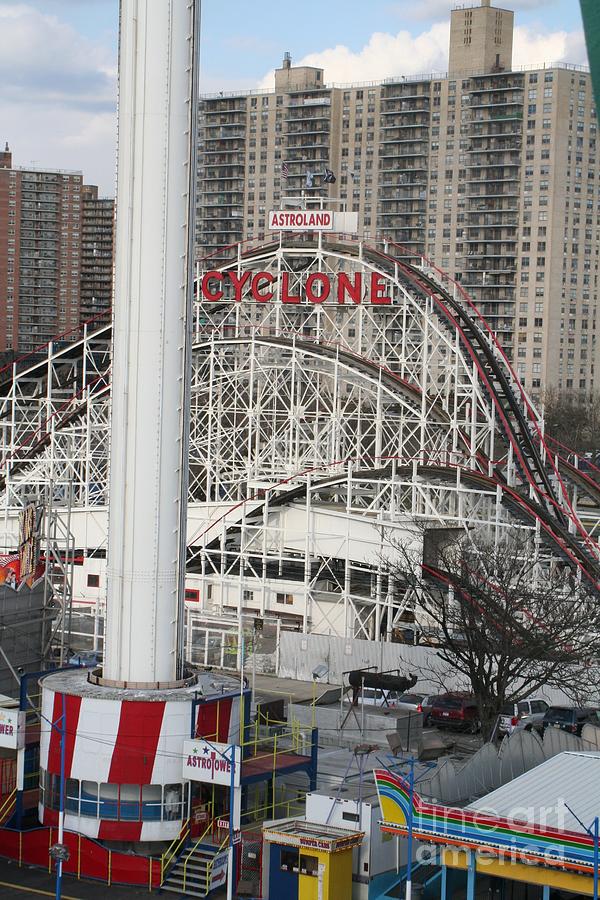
[430,693,481,733]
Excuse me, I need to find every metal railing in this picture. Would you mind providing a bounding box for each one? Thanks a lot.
[160,817,191,884]
[242,796,305,826]
[204,831,230,893]
[180,815,222,894]
[0,788,16,825]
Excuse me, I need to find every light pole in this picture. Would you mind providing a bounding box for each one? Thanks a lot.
[377,754,436,900]
[226,743,237,900]
[42,693,68,900]
[193,735,240,900]
[405,757,415,900]
[56,692,66,900]
[564,802,598,900]
[595,817,599,900]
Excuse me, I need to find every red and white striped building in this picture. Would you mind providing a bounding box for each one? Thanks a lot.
[39,669,243,843]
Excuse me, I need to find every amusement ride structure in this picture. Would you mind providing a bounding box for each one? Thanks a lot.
[0,233,599,648]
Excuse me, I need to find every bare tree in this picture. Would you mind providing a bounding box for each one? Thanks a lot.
[386,528,600,738]
[544,389,600,458]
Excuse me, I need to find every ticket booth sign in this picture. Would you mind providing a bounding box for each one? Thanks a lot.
[182,739,241,787]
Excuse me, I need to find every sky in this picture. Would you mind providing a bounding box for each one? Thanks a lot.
[0,0,588,196]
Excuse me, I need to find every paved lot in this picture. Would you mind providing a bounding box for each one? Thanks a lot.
[0,858,158,899]
[0,857,231,899]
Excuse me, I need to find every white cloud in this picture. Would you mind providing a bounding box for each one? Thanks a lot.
[258,23,451,89]
[0,3,117,193]
[258,21,587,89]
[512,24,588,68]
[0,2,589,195]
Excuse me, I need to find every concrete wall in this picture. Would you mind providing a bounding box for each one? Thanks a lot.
[278,631,572,707]
[289,701,422,751]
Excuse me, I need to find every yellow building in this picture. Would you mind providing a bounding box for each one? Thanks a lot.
[262,818,364,900]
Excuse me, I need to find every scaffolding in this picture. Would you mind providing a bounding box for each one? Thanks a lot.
[0,238,597,644]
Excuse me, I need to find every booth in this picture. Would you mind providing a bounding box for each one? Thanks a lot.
[262,818,364,900]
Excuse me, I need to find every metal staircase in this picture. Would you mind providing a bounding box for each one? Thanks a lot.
[161,841,227,898]
[160,816,230,899]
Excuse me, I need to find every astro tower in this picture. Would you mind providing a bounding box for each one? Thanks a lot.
[37,0,242,847]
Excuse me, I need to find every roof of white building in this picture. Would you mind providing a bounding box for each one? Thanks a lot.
[466,751,600,835]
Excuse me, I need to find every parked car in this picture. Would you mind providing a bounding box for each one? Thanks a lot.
[430,693,481,733]
[343,687,402,708]
[393,692,426,713]
[542,706,600,736]
[419,694,447,726]
[498,698,549,735]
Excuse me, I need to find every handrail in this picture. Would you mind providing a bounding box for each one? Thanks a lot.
[200,719,313,754]
[203,831,231,895]
[160,817,190,884]
[181,815,220,893]
[242,796,305,826]
[0,788,16,825]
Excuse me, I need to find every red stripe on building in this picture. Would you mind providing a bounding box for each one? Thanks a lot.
[195,697,232,742]
[97,702,165,842]
[107,700,166,784]
[98,820,142,842]
[46,692,82,778]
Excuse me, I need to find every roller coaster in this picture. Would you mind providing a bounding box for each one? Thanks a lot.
[0,236,598,640]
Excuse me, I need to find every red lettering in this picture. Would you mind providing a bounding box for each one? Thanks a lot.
[228,271,251,302]
[306,272,331,304]
[251,272,274,302]
[281,271,301,304]
[370,273,391,305]
[337,272,362,304]
[202,271,224,301]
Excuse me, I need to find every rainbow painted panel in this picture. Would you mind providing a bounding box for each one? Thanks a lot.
[374,769,595,872]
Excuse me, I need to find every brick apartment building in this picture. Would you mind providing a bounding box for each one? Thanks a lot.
[0,145,113,356]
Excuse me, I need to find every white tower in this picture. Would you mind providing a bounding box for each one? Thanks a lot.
[104,0,198,685]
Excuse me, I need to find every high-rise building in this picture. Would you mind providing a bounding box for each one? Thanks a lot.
[0,146,84,353]
[196,0,599,398]
[80,185,114,325]
[0,148,114,355]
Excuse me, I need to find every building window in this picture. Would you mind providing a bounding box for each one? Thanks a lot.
[185,588,200,603]
[281,849,299,873]
[276,593,294,605]
[86,573,100,588]
[42,769,186,822]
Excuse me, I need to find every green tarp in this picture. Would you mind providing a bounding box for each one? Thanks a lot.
[581,0,600,110]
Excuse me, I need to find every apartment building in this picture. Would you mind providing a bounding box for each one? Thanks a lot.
[0,147,114,356]
[196,0,599,397]
[80,185,114,325]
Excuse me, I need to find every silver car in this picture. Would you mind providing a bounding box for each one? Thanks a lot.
[498,697,549,734]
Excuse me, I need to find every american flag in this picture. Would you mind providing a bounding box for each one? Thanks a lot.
[281,161,289,179]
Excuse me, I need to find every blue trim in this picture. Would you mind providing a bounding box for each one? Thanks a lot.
[310,728,318,791]
[466,849,475,900]
[15,666,77,829]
